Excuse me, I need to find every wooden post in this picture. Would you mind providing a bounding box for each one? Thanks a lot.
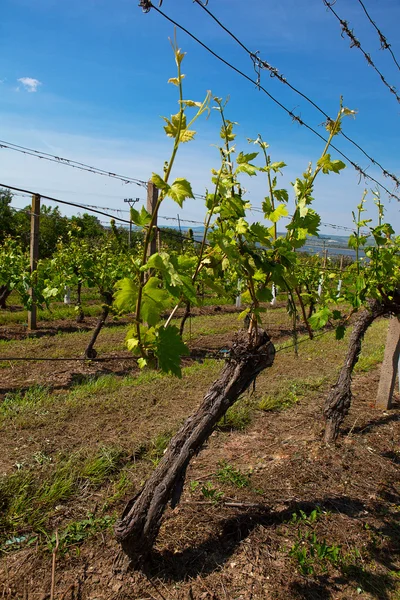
[28,194,40,331]
[375,317,400,410]
[146,181,158,259]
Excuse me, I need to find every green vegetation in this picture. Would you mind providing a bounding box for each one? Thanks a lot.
[0,446,125,541]
[216,461,250,488]
[47,513,115,555]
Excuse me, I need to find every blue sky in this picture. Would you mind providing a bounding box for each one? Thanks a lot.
[0,0,399,235]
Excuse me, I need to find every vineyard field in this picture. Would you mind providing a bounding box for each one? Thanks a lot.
[1,308,399,599]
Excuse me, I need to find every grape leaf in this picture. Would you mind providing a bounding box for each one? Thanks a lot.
[114,278,137,312]
[155,325,189,377]
[142,277,170,326]
[168,178,194,207]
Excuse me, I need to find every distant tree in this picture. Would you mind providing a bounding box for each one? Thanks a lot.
[0,188,15,243]
[12,204,69,258]
[70,213,105,239]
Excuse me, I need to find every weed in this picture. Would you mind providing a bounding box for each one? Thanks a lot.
[47,513,115,554]
[80,446,125,485]
[200,482,224,503]
[189,480,200,493]
[70,374,121,398]
[0,385,51,418]
[33,451,52,465]
[216,461,250,488]
[258,376,326,412]
[0,446,126,538]
[258,390,298,412]
[146,432,172,466]
[355,345,385,372]
[290,506,323,524]
[217,400,252,431]
[289,531,342,575]
[103,470,133,509]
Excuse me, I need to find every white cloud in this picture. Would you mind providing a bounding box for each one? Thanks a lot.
[17,77,42,93]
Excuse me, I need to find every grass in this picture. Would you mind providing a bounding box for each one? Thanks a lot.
[0,385,52,418]
[217,398,253,431]
[0,446,126,539]
[46,513,115,555]
[145,432,173,466]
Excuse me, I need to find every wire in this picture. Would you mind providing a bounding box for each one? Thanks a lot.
[192,0,400,190]
[323,0,400,104]
[356,0,400,71]
[149,5,400,203]
[0,140,148,187]
[159,215,204,225]
[0,355,137,362]
[2,183,132,225]
[275,328,334,353]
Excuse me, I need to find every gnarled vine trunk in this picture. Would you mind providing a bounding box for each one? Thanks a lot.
[115,330,275,566]
[0,285,12,309]
[84,291,113,359]
[323,300,386,444]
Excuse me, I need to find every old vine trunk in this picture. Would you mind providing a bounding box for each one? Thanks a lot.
[115,330,275,566]
[84,291,112,359]
[0,285,12,309]
[323,300,385,444]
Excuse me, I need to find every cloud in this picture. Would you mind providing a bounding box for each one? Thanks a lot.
[17,77,42,92]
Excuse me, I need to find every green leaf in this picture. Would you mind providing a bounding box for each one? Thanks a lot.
[154,326,189,377]
[114,278,137,312]
[168,75,185,86]
[235,162,258,177]
[142,277,170,327]
[270,161,286,172]
[274,188,289,203]
[237,151,258,164]
[180,99,202,107]
[163,112,185,138]
[317,154,346,175]
[335,325,346,340]
[180,129,196,143]
[144,252,182,287]
[130,205,152,227]
[126,337,140,352]
[137,357,147,369]
[167,178,194,207]
[151,173,170,194]
[249,223,272,246]
[269,203,289,223]
[308,307,331,330]
[256,287,273,302]
[235,218,248,234]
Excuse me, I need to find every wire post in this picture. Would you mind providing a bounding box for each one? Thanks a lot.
[375,317,400,409]
[28,194,40,331]
[147,182,158,260]
[124,197,140,247]
[177,213,184,251]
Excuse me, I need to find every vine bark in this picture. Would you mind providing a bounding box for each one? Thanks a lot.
[115,330,275,566]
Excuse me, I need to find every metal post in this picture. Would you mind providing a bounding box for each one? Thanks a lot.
[124,197,140,248]
[28,194,40,331]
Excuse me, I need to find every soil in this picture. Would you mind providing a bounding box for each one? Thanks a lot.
[0,313,399,599]
[0,304,249,342]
